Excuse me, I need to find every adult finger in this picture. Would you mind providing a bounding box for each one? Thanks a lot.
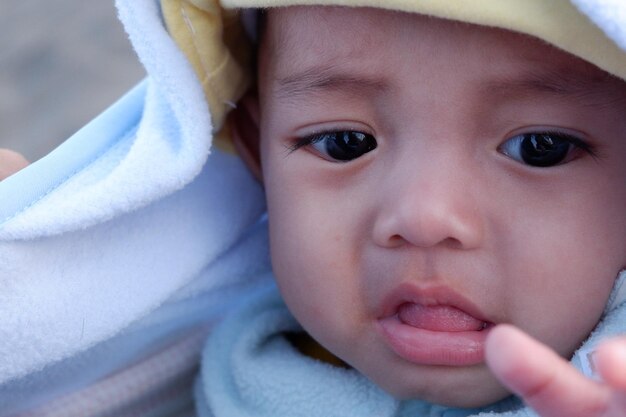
[0,149,29,180]
[485,324,610,417]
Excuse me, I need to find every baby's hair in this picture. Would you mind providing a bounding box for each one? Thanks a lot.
[241,9,268,44]
[257,9,268,43]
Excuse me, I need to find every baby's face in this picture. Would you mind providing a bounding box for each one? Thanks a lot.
[256,6,626,407]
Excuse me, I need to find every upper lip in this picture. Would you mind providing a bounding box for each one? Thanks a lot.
[378,282,492,325]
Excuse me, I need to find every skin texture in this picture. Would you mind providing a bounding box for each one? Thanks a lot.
[234,6,626,411]
[0,149,28,180]
[485,326,626,417]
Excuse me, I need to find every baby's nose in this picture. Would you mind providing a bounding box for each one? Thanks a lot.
[371,160,484,251]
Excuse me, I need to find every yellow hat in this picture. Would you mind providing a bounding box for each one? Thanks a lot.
[161,0,626,152]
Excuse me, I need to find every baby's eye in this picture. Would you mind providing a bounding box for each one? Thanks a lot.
[498,132,593,167]
[298,131,377,162]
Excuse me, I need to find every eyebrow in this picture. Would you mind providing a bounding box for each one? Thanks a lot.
[482,68,619,104]
[274,65,391,101]
[273,63,624,108]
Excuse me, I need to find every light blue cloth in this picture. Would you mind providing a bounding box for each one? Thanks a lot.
[0,0,270,412]
[195,274,626,417]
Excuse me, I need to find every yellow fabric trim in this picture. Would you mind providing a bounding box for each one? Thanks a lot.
[162,0,253,153]
[163,0,626,153]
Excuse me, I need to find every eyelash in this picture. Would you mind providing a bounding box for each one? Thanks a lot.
[497,130,598,167]
[288,131,338,153]
[288,129,598,167]
[531,131,594,154]
[287,129,378,162]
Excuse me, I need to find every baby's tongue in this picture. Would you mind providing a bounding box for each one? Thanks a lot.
[398,303,484,332]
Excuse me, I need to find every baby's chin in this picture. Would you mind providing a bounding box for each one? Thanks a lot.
[361,361,513,408]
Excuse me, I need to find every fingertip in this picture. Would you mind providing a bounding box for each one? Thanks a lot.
[486,324,521,346]
[485,325,528,382]
[485,325,524,364]
[0,149,29,180]
[484,324,559,391]
[596,337,626,388]
[486,326,608,417]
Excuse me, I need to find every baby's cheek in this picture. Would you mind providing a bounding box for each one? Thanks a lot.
[509,272,611,360]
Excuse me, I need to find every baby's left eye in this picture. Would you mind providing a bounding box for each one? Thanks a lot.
[498,132,592,167]
[295,130,377,162]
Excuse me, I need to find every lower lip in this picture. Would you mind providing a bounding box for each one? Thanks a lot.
[377,315,489,366]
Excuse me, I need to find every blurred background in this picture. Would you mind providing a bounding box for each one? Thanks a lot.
[0,1,145,162]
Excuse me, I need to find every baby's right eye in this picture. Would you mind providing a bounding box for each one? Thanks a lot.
[498,131,595,167]
[296,131,377,162]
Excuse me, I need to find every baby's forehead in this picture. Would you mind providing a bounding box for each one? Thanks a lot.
[259,7,626,105]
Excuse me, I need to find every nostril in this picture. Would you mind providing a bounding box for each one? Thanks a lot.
[377,230,468,250]
[388,234,405,247]
[371,199,484,250]
[441,237,464,250]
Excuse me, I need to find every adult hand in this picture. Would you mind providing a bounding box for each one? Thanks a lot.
[0,149,28,180]
[486,324,626,417]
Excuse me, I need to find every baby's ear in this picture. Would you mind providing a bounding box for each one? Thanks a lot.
[229,90,262,182]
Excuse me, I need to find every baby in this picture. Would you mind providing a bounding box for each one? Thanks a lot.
[4,2,625,416]
[198,5,626,417]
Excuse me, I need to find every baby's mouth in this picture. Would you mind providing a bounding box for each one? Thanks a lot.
[376,284,494,366]
[397,302,492,332]
[378,301,493,366]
